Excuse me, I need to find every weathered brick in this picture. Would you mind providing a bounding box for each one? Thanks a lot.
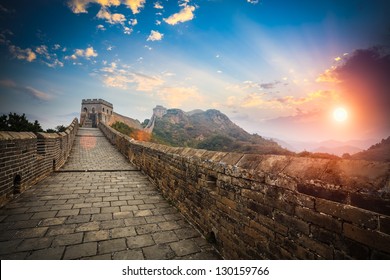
[343,223,390,253]
[350,193,390,216]
[316,198,378,229]
[295,206,342,233]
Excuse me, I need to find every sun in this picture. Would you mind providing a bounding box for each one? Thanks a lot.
[333,107,348,122]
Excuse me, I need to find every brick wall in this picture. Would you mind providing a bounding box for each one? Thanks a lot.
[99,123,390,259]
[0,119,78,206]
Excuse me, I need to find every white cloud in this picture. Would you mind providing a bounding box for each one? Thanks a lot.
[154,2,163,9]
[164,5,196,25]
[9,45,36,62]
[100,62,164,91]
[0,79,53,101]
[67,0,121,14]
[96,7,126,24]
[147,30,164,41]
[156,20,161,25]
[66,46,98,60]
[129,18,138,26]
[247,0,259,4]
[53,44,61,50]
[123,26,133,35]
[97,24,106,30]
[123,0,145,14]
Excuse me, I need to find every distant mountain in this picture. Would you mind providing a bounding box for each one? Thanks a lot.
[311,145,362,156]
[272,138,377,156]
[352,136,390,162]
[151,108,290,155]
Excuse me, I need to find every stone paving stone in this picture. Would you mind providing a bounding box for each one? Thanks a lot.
[52,232,83,247]
[1,252,29,260]
[63,242,97,259]
[15,227,48,239]
[124,217,147,226]
[75,221,100,232]
[126,235,155,249]
[31,211,58,219]
[169,239,201,257]
[82,254,112,260]
[8,220,40,229]
[98,238,127,254]
[57,209,80,217]
[111,227,137,238]
[91,213,112,221]
[84,230,110,242]
[4,213,33,222]
[152,231,179,244]
[40,217,67,227]
[120,205,138,212]
[113,249,144,260]
[174,228,201,240]
[46,224,76,236]
[50,204,73,211]
[158,221,181,231]
[25,206,52,213]
[0,239,23,255]
[16,237,53,252]
[65,214,91,224]
[145,215,166,224]
[73,203,92,209]
[143,244,175,260]
[101,219,125,230]
[101,206,120,213]
[80,207,101,215]
[134,210,153,217]
[113,212,133,219]
[27,247,65,260]
[138,204,156,210]
[135,224,160,235]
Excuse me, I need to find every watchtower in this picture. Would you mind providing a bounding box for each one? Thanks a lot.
[80,99,113,128]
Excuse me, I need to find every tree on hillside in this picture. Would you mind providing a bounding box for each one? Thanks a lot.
[0,113,43,132]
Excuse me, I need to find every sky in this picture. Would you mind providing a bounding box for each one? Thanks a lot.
[0,0,389,144]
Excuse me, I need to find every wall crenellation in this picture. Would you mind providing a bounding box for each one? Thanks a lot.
[99,122,390,259]
[0,118,78,207]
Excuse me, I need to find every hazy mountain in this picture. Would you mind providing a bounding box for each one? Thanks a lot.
[352,136,390,162]
[272,138,378,155]
[311,145,362,156]
[152,108,291,155]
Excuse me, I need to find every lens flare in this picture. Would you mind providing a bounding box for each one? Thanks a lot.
[333,107,348,122]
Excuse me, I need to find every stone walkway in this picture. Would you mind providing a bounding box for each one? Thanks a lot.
[0,128,221,260]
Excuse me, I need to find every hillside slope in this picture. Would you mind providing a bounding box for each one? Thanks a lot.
[352,136,390,162]
[152,108,290,155]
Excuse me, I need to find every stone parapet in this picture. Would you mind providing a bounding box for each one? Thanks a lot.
[0,118,78,206]
[99,122,390,259]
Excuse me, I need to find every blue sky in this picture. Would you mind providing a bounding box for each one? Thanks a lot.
[0,0,389,142]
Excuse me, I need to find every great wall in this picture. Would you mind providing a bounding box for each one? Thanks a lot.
[0,99,389,259]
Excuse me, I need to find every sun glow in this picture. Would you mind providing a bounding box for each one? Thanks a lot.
[333,107,348,122]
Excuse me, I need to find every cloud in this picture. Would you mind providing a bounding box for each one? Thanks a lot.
[100,62,164,91]
[164,4,196,25]
[8,45,36,62]
[129,19,137,26]
[66,46,98,60]
[0,80,53,101]
[67,0,121,13]
[97,24,106,30]
[247,0,259,4]
[123,26,133,35]
[157,86,203,108]
[96,7,126,24]
[147,30,164,41]
[154,2,163,9]
[124,0,145,14]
